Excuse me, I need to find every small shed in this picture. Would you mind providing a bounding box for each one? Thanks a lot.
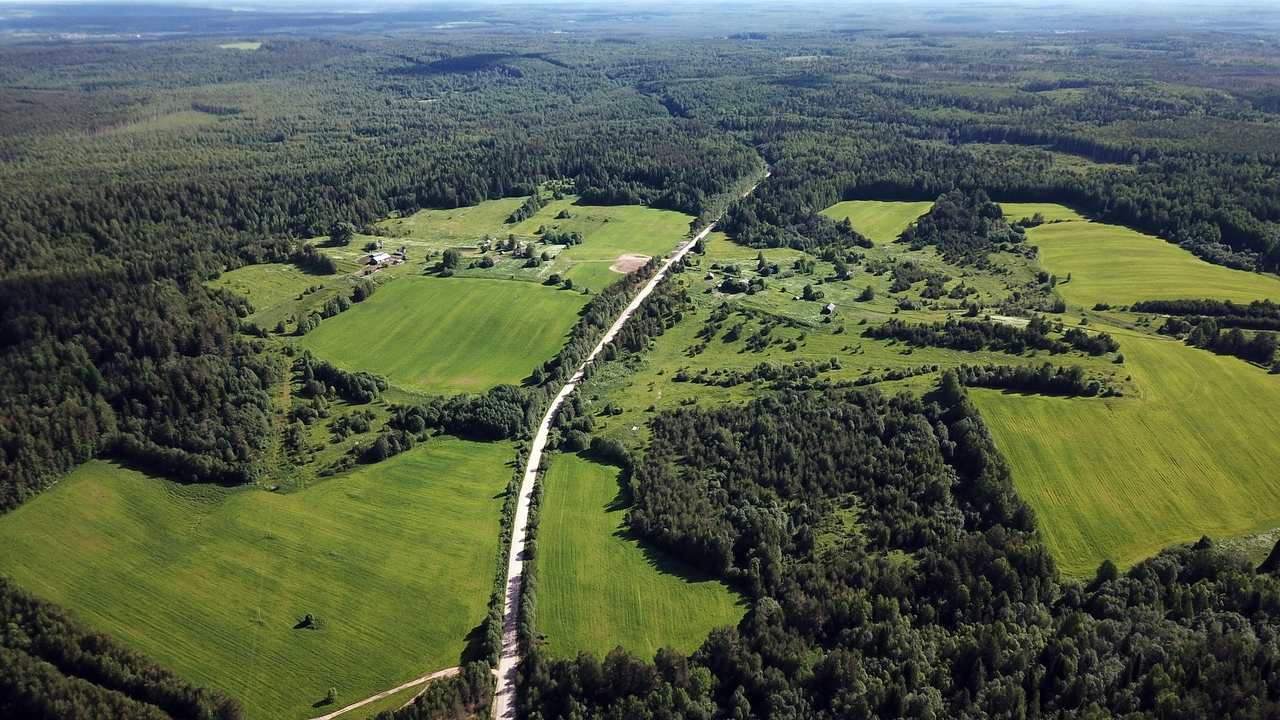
[822,303,836,315]
[705,272,715,280]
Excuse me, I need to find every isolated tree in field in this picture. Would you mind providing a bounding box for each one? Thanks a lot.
[859,285,875,301]
[328,221,355,246]
[325,687,337,705]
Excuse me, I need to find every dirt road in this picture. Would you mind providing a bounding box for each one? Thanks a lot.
[490,222,718,720]
[310,666,459,720]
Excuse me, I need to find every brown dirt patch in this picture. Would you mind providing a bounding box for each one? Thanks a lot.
[609,253,651,273]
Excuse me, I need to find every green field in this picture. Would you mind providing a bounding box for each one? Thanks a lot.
[219,41,262,50]
[383,196,693,291]
[1020,214,1280,307]
[210,262,327,310]
[301,276,588,394]
[820,200,934,244]
[1000,202,1087,224]
[973,332,1280,576]
[538,454,745,660]
[0,438,512,719]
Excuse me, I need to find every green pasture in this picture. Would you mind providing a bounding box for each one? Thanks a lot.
[333,683,422,719]
[578,229,1124,452]
[385,195,693,290]
[210,262,328,311]
[820,200,933,244]
[300,276,587,394]
[538,454,744,660]
[381,197,526,247]
[1020,212,1280,306]
[999,202,1087,224]
[0,438,512,719]
[974,332,1280,576]
[219,41,262,50]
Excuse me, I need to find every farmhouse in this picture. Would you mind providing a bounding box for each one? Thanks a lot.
[370,252,391,264]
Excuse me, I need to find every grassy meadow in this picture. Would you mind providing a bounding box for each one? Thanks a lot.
[0,438,512,719]
[300,276,587,394]
[538,454,745,660]
[1021,216,1280,307]
[381,195,693,291]
[974,332,1280,575]
[820,200,933,244]
[210,262,330,311]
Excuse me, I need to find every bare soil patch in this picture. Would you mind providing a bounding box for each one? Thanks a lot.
[609,253,651,273]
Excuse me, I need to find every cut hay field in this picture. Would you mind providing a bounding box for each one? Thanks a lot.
[820,200,933,244]
[300,276,587,394]
[0,438,512,719]
[1014,209,1280,307]
[973,332,1280,576]
[538,454,744,660]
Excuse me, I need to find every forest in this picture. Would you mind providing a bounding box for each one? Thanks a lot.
[1,19,1280,719]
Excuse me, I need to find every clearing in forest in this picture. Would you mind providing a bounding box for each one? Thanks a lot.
[973,332,1280,576]
[300,276,588,394]
[538,454,745,660]
[0,438,512,720]
[820,200,934,244]
[209,262,331,310]
[1013,210,1280,307]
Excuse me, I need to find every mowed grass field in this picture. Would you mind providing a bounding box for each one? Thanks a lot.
[301,276,587,394]
[538,454,745,660]
[820,200,933,244]
[974,332,1280,576]
[1012,207,1280,307]
[0,438,512,719]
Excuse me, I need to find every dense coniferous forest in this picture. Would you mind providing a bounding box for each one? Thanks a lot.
[3,16,1280,717]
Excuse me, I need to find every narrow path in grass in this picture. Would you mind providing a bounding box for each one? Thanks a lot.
[309,666,459,720]
[492,172,768,720]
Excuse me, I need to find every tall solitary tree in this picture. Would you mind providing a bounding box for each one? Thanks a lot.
[329,221,355,246]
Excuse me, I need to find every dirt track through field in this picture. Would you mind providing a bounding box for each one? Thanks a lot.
[309,666,459,720]
[492,172,767,720]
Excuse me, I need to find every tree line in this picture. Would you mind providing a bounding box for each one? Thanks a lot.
[865,316,1120,357]
[0,577,243,720]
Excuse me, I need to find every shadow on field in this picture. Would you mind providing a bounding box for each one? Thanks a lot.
[459,621,489,666]
[586,454,732,589]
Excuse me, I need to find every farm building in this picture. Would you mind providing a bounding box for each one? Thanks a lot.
[822,303,836,314]
[705,272,715,280]
[370,252,391,264]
